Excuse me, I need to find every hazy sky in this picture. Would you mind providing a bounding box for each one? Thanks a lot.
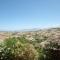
[0,0,60,31]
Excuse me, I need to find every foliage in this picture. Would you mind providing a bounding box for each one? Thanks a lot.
[0,32,60,60]
[0,37,38,60]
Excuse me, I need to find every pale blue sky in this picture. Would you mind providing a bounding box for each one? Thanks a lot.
[0,0,60,31]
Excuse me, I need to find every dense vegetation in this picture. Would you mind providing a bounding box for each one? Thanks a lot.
[0,28,60,60]
[0,37,38,60]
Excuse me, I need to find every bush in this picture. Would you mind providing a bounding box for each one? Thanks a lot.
[40,41,60,60]
[0,40,14,60]
[0,37,38,60]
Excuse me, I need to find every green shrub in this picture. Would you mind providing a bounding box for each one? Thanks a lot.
[0,37,38,60]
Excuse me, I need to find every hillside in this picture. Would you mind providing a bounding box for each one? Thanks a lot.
[0,27,60,60]
[0,27,60,41]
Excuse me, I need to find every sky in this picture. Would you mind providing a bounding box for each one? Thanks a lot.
[0,0,60,31]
